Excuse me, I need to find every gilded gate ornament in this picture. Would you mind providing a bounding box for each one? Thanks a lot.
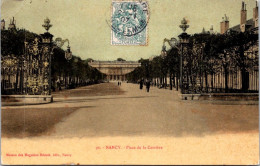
[27,76,42,94]
[43,61,49,67]
[42,17,52,32]
[29,38,41,56]
[1,55,19,75]
[2,55,18,68]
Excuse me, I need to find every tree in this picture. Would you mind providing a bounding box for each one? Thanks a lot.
[166,48,179,90]
[1,28,104,90]
[208,31,258,92]
[1,29,39,57]
[117,58,126,61]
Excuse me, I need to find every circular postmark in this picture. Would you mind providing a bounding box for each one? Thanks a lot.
[111,1,149,37]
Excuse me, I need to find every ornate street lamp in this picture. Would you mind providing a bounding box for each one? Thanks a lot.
[53,36,73,91]
[65,45,72,60]
[54,37,72,60]
[163,37,179,49]
[161,37,180,55]
[161,44,167,57]
[162,37,179,60]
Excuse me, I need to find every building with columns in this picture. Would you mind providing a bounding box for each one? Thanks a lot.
[88,61,141,81]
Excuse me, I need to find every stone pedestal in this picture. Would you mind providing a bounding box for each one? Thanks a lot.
[2,95,53,106]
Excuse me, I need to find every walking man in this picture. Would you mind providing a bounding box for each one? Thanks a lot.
[146,80,151,92]
[140,79,144,90]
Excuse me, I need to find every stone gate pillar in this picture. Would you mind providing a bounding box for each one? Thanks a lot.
[40,32,53,95]
[178,18,191,94]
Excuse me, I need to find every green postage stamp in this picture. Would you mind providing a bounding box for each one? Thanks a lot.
[111,1,149,45]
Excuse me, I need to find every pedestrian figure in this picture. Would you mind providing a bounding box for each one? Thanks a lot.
[140,79,144,90]
[146,80,151,92]
[58,82,61,91]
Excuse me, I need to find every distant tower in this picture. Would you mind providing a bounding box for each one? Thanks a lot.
[210,25,214,34]
[8,17,16,30]
[1,19,5,30]
[202,27,206,34]
[253,1,258,27]
[240,1,247,32]
[220,14,229,34]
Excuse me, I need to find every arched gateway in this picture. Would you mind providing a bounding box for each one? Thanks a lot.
[88,61,141,81]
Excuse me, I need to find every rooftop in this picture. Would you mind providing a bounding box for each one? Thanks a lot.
[229,18,255,33]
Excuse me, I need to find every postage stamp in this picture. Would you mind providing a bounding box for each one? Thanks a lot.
[111,0,149,45]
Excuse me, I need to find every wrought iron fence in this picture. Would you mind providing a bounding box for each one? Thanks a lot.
[1,35,53,95]
[178,42,259,94]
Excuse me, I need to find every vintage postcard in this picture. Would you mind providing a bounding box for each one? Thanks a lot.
[1,0,259,165]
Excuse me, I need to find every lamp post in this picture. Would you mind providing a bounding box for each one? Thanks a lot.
[163,37,179,49]
[54,37,73,60]
[161,44,167,57]
[54,37,73,89]
[65,45,72,60]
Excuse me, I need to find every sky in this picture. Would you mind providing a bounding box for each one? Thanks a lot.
[1,0,257,61]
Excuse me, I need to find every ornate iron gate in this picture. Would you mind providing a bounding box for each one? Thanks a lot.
[1,33,53,96]
[24,33,53,95]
